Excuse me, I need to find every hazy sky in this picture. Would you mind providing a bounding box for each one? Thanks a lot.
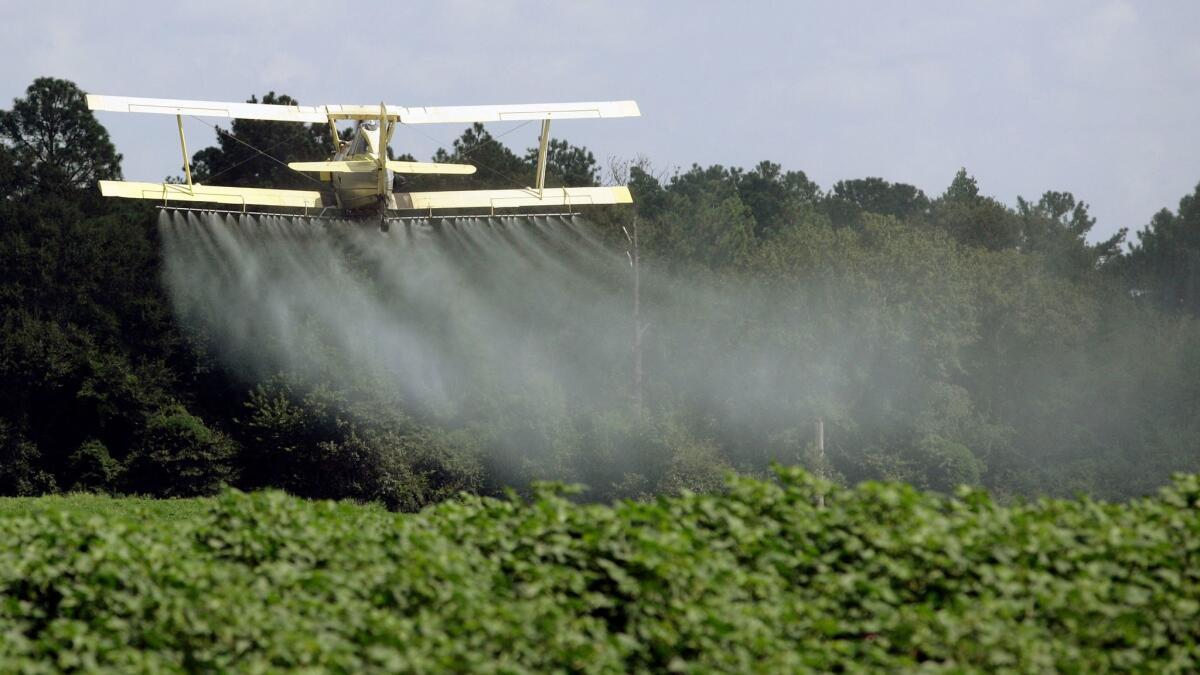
[2,0,1197,242]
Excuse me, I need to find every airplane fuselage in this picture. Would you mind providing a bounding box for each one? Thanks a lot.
[328,119,395,212]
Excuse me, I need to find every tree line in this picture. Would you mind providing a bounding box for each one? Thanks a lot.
[2,77,1198,506]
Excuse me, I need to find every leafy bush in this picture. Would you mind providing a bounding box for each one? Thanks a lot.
[0,469,1197,671]
[0,419,55,496]
[67,439,122,491]
[239,381,484,511]
[124,405,237,497]
[658,438,730,495]
[912,433,982,492]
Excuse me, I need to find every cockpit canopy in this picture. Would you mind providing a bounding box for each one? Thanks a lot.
[346,120,379,157]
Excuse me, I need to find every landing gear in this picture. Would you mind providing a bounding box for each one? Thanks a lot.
[378,198,389,233]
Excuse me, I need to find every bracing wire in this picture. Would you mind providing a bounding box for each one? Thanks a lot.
[188,116,328,189]
[395,119,546,191]
[198,124,325,185]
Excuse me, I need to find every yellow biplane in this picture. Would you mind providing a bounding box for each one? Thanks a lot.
[86,94,640,227]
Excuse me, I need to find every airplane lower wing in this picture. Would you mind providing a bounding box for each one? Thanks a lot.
[99,181,324,209]
[395,186,632,210]
[97,181,629,213]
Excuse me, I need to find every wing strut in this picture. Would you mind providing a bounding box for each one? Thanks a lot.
[535,120,551,196]
[176,115,193,191]
[327,116,341,151]
[377,103,390,196]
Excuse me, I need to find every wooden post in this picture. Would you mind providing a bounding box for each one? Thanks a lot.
[625,218,647,418]
[816,417,825,509]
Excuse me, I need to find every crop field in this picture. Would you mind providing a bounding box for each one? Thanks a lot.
[0,494,215,522]
[0,470,1197,672]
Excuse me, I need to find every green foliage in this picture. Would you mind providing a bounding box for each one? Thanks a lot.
[625,161,820,245]
[240,379,484,511]
[0,78,227,501]
[67,440,122,492]
[825,176,930,228]
[658,437,731,495]
[523,137,600,187]
[911,434,982,491]
[189,92,330,191]
[1123,182,1200,315]
[423,122,534,191]
[124,405,237,497]
[0,472,1198,671]
[0,77,121,197]
[631,165,761,270]
[0,419,56,496]
[729,161,821,237]
[1017,190,1123,274]
[0,492,215,520]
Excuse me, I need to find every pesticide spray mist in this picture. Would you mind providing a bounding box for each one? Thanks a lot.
[158,211,871,492]
[160,211,640,407]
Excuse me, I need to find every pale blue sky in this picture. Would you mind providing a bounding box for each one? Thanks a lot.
[3,1,1197,242]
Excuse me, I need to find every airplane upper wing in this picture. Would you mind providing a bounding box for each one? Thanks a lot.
[393,101,641,124]
[86,95,329,123]
[87,94,640,124]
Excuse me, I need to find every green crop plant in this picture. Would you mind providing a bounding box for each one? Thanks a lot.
[0,469,1197,672]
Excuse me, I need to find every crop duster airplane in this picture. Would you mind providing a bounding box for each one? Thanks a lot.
[86,94,640,228]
